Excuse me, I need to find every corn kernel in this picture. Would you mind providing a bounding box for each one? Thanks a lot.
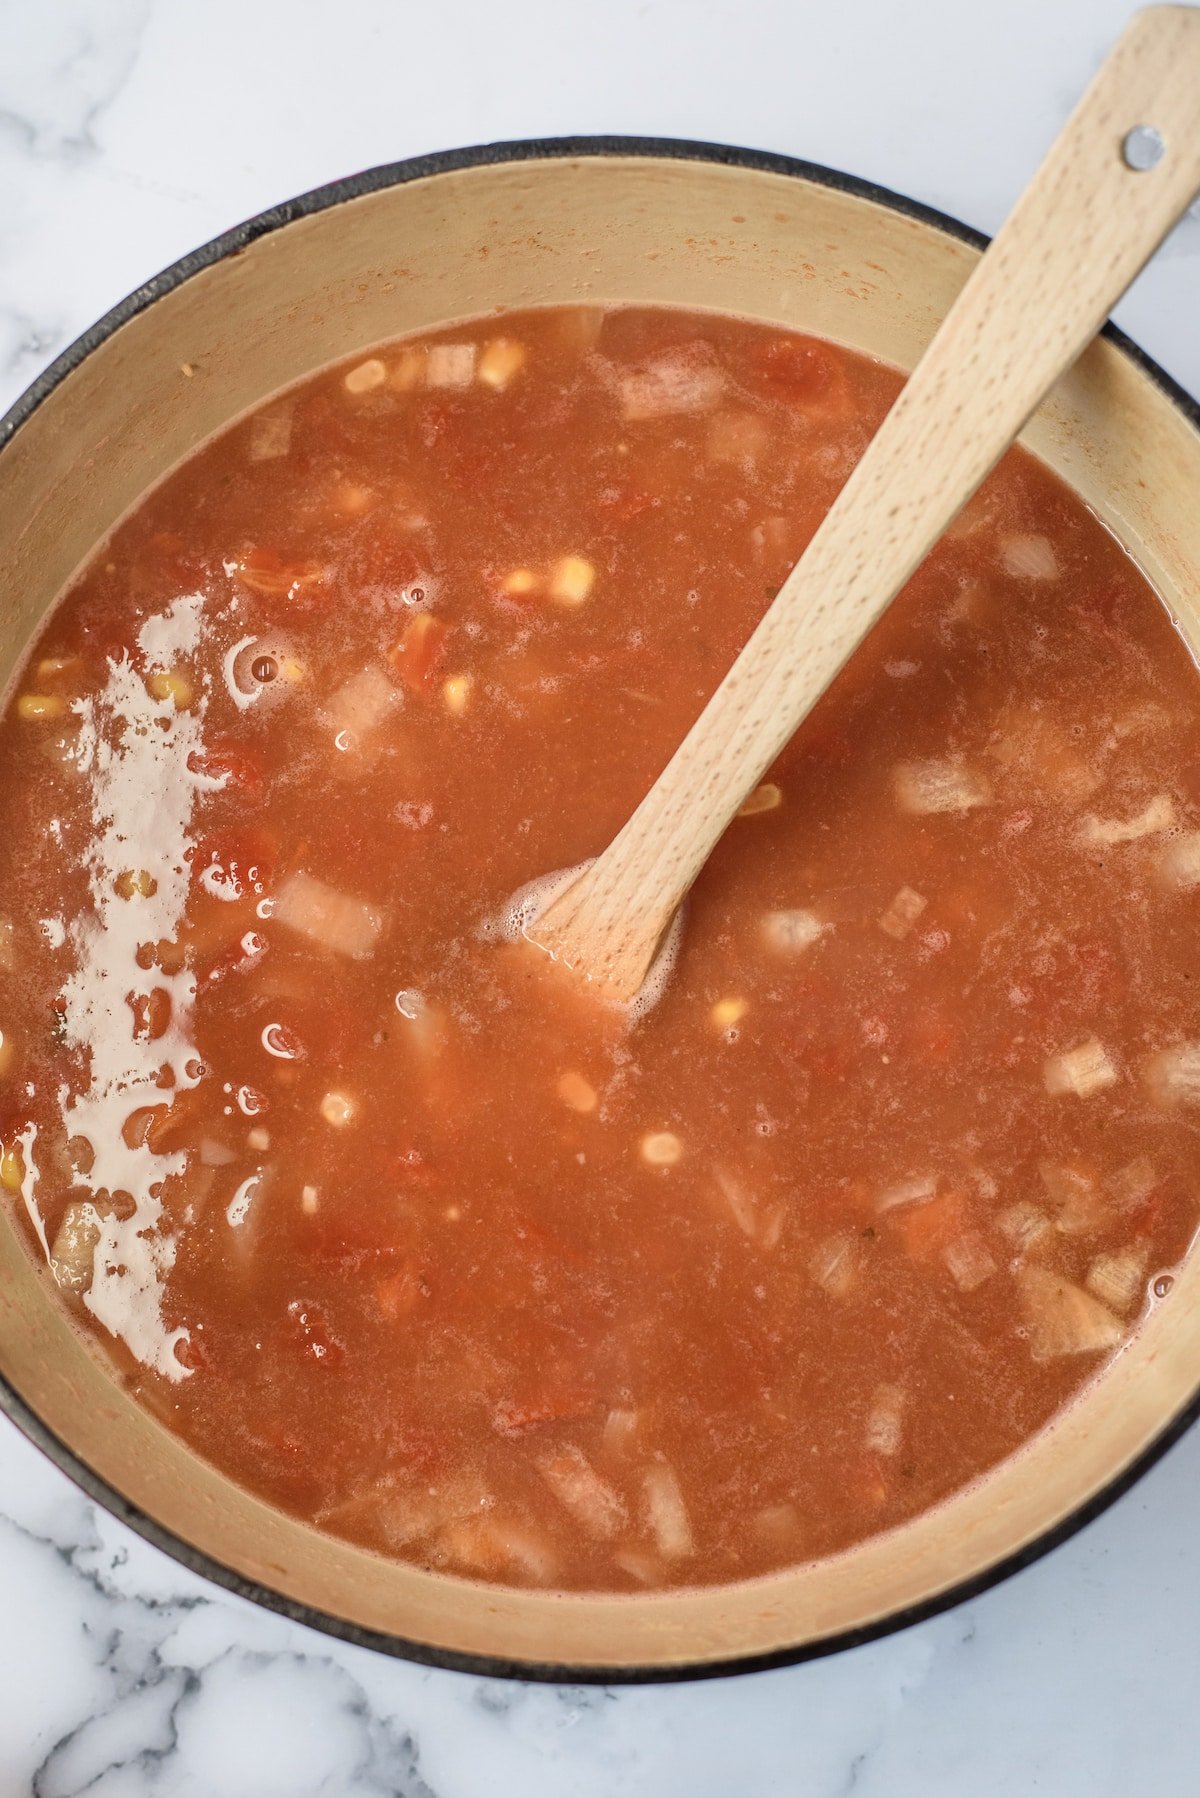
[301,1184,319,1215]
[549,556,595,607]
[115,869,157,900]
[17,693,66,722]
[557,1070,598,1113]
[320,1091,356,1128]
[641,1130,683,1167]
[277,656,307,686]
[477,337,527,390]
[147,669,194,710]
[343,358,387,395]
[711,997,749,1030]
[738,782,782,817]
[389,346,427,392]
[501,568,539,597]
[442,675,472,717]
[0,1147,22,1192]
[0,1029,13,1078]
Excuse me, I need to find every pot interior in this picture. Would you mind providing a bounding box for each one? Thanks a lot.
[1,146,1198,1677]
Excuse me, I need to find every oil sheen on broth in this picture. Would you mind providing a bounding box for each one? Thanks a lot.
[1,307,1198,1594]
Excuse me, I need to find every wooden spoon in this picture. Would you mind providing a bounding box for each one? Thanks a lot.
[529,4,1200,1003]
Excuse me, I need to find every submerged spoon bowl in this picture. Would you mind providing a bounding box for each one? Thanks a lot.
[530,4,1200,1003]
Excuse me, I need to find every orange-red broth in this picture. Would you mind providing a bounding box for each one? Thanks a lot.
[1,307,1199,1593]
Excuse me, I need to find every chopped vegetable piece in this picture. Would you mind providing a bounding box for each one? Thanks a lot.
[442,675,472,716]
[894,759,990,815]
[389,612,448,693]
[1106,1156,1157,1211]
[602,1407,639,1456]
[537,1446,626,1540]
[322,667,398,741]
[500,568,538,597]
[710,997,748,1030]
[879,886,927,940]
[810,1233,856,1298]
[477,338,527,390]
[1039,1160,1105,1234]
[1158,831,1200,891]
[761,909,824,954]
[388,346,427,391]
[864,1384,905,1456]
[1017,1267,1124,1360]
[548,556,595,607]
[343,358,387,394]
[557,1071,597,1114]
[1142,1042,1200,1107]
[942,1231,997,1292]
[706,410,769,464]
[0,1143,22,1192]
[1079,795,1175,845]
[617,344,725,420]
[249,408,293,461]
[274,871,384,960]
[319,1092,356,1128]
[1043,1038,1117,1099]
[426,343,476,389]
[1001,534,1058,580]
[17,694,67,722]
[996,1202,1053,1256]
[643,1460,693,1558]
[641,1131,683,1167]
[738,782,782,817]
[876,1175,937,1214]
[50,1202,99,1294]
[1086,1248,1149,1314]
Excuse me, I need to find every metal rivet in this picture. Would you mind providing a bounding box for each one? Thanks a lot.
[1123,125,1165,172]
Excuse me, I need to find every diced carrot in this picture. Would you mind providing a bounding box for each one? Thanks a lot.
[388,612,449,694]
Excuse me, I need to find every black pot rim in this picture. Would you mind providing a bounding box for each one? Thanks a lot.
[2,133,1199,1687]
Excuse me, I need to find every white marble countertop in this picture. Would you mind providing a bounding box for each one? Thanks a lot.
[2,0,1199,1790]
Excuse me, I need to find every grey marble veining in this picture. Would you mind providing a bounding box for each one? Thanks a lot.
[2,0,1198,1791]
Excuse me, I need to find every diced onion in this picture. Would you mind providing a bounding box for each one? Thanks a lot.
[1079,795,1175,846]
[864,1383,905,1456]
[1038,1161,1105,1234]
[1142,1042,1200,1108]
[1086,1248,1149,1314]
[894,759,990,815]
[538,1446,626,1540]
[996,1201,1053,1255]
[810,1233,856,1298]
[426,343,476,389]
[198,1138,236,1168]
[879,886,927,940]
[1017,1266,1124,1359]
[50,1202,100,1294]
[322,667,398,742]
[617,344,726,420]
[876,1174,937,1213]
[1001,534,1058,580]
[1106,1156,1156,1210]
[761,909,825,954]
[343,358,387,395]
[1158,831,1200,892]
[249,407,293,461]
[642,1460,693,1558]
[1042,1038,1117,1099]
[942,1231,997,1292]
[274,871,384,960]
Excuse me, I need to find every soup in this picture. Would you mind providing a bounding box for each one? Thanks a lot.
[1,305,1197,1593]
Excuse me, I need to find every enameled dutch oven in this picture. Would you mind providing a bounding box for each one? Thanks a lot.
[2,139,1198,1682]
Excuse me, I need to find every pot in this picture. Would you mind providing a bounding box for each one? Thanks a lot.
[2,138,1198,1683]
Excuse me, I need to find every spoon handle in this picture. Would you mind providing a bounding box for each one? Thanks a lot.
[538,4,1200,999]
